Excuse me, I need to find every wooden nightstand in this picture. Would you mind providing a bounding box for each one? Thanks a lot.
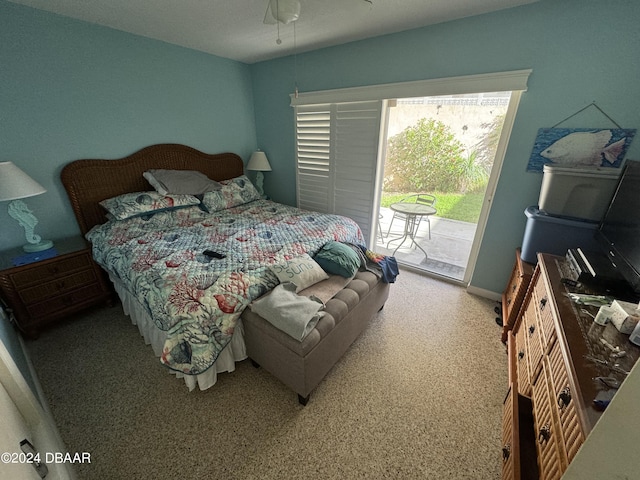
[0,236,113,338]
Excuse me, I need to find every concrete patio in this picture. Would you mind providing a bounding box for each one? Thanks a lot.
[374,206,477,281]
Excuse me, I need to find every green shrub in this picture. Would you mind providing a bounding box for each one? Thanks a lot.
[384,118,488,193]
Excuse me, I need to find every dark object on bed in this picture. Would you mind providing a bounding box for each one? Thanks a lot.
[61,143,243,235]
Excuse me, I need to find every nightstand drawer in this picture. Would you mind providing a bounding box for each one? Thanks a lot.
[19,269,98,304]
[9,253,94,288]
[25,283,106,319]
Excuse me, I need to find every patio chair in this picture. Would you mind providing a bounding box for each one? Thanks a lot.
[386,193,436,239]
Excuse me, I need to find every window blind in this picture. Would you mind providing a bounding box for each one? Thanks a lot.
[295,101,383,245]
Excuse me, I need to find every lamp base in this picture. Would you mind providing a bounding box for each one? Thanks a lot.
[254,171,266,198]
[23,240,54,253]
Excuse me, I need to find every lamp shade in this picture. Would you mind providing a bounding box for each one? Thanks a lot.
[247,151,272,172]
[0,162,46,201]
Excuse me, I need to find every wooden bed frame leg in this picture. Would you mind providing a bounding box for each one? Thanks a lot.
[298,394,310,406]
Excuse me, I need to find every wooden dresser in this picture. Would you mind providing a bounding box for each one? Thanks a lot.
[0,236,112,338]
[501,253,640,480]
[501,248,535,343]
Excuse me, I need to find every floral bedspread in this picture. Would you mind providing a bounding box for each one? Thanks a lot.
[86,199,364,375]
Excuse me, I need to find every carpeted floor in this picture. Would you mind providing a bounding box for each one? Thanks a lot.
[26,268,507,479]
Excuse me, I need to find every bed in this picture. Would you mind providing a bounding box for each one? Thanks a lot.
[61,143,382,392]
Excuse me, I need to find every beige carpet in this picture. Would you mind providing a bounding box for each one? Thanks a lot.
[26,268,507,479]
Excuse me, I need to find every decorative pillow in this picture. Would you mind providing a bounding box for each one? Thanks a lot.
[314,241,361,278]
[269,253,329,292]
[99,191,200,220]
[143,169,222,196]
[201,174,262,212]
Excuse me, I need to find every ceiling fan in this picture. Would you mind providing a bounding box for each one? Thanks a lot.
[263,0,301,25]
[263,0,372,25]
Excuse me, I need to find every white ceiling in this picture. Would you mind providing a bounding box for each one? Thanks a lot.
[9,0,538,64]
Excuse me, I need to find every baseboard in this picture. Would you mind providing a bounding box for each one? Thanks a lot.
[466,284,501,301]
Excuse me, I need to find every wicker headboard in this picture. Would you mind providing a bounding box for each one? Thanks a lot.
[61,144,244,235]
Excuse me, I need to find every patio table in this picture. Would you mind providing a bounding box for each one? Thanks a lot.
[386,202,436,258]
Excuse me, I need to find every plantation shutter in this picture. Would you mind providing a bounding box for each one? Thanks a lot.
[296,105,332,213]
[295,100,383,245]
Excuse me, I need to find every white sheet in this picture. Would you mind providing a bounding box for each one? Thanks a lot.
[110,274,247,391]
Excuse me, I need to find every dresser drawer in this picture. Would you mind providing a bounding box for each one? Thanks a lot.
[501,249,535,342]
[532,364,566,480]
[504,264,523,317]
[524,299,544,385]
[501,379,538,480]
[501,384,518,480]
[25,283,106,319]
[546,339,584,463]
[18,269,98,304]
[533,275,556,350]
[514,320,532,398]
[8,253,94,288]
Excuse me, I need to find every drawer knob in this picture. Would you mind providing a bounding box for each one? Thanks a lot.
[538,424,551,444]
[558,386,572,409]
[518,350,525,360]
[528,325,535,336]
[539,297,547,310]
[502,443,511,461]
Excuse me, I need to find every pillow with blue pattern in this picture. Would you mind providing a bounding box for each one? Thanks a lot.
[201,175,262,213]
[100,191,200,220]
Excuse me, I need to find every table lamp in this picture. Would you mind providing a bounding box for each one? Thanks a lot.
[0,161,53,252]
[247,150,272,198]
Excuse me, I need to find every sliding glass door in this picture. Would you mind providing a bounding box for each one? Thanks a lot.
[292,70,531,285]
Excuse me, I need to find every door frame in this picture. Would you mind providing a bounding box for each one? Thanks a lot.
[461,89,525,284]
[0,323,76,479]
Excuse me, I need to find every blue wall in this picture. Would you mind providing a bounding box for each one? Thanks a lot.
[251,0,640,293]
[1,0,639,297]
[0,0,257,250]
[0,0,258,386]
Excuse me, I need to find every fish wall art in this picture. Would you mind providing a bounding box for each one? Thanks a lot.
[527,128,636,172]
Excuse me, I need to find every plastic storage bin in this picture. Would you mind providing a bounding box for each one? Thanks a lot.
[539,165,621,221]
[521,206,601,264]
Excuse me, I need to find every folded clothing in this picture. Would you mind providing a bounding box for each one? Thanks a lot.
[250,282,325,341]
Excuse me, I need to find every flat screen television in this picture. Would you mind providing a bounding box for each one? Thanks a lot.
[595,159,640,299]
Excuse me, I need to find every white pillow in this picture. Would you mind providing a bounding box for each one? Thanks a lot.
[269,254,329,292]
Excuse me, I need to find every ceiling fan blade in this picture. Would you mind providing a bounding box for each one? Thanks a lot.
[263,1,277,25]
[263,0,301,25]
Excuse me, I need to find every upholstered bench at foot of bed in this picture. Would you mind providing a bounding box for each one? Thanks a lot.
[241,270,390,405]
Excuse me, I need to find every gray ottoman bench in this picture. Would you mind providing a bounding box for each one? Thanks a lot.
[241,270,390,405]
